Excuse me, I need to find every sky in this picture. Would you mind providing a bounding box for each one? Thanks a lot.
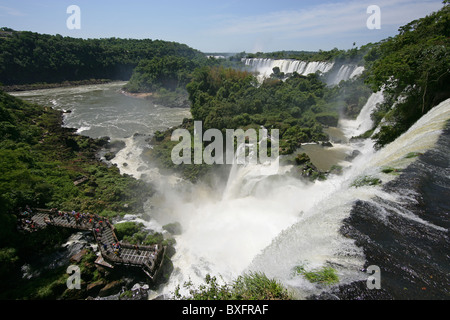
[0,0,444,53]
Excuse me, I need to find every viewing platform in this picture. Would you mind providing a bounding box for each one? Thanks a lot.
[18,208,165,281]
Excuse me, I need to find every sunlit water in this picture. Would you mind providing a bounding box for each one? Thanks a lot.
[12,82,191,139]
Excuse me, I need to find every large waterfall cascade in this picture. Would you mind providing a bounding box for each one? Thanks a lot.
[242,57,364,85]
[247,96,450,298]
[159,92,450,298]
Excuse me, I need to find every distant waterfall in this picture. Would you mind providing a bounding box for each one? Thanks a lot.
[242,58,334,81]
[242,58,365,85]
[326,64,365,85]
[339,91,384,138]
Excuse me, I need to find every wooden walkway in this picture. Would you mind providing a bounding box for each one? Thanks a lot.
[18,208,165,280]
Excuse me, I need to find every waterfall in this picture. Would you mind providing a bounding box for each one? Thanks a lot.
[350,66,364,79]
[156,76,449,298]
[242,58,365,85]
[246,98,450,299]
[242,58,334,81]
[339,90,384,138]
[159,90,385,297]
[326,64,366,86]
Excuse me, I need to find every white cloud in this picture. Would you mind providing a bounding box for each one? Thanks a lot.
[210,0,443,39]
[0,5,26,17]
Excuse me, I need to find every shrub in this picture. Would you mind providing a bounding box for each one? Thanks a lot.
[114,221,143,240]
[294,265,339,285]
[351,175,382,188]
[174,272,292,300]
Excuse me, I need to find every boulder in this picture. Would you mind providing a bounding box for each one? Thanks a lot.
[99,280,122,297]
[295,153,311,165]
[345,150,362,161]
[87,280,105,296]
[70,249,88,264]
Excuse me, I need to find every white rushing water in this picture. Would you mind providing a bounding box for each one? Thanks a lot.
[242,58,364,85]
[157,93,450,299]
[11,82,191,139]
[157,93,383,297]
[246,97,450,298]
[242,58,334,82]
[326,64,365,86]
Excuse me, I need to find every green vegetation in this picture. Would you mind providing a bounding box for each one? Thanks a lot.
[146,66,351,181]
[0,28,204,85]
[123,55,220,93]
[364,3,450,149]
[350,175,382,188]
[162,222,182,235]
[122,55,222,107]
[114,221,175,247]
[4,247,132,300]
[289,153,327,181]
[329,77,373,119]
[404,152,423,159]
[293,265,339,285]
[0,90,152,298]
[145,63,374,181]
[245,43,375,64]
[186,66,335,138]
[381,166,402,175]
[0,92,151,216]
[174,272,292,300]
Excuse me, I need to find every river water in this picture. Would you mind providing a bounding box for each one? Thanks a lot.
[12,82,191,139]
[11,83,450,299]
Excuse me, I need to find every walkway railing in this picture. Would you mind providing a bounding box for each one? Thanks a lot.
[17,208,165,280]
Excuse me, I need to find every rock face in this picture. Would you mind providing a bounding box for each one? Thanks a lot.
[102,140,126,161]
[345,149,361,161]
[291,153,324,181]
[70,249,88,264]
[99,280,123,297]
[87,281,106,296]
[311,123,450,300]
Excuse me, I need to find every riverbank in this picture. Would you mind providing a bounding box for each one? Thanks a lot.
[1,79,113,92]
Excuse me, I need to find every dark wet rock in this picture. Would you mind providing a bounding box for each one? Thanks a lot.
[345,149,361,161]
[315,122,450,300]
[99,280,123,297]
[70,249,88,264]
[87,280,106,296]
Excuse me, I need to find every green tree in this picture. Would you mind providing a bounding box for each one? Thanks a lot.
[365,3,450,148]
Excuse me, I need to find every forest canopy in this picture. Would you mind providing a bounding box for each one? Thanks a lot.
[0,29,204,85]
[364,3,450,148]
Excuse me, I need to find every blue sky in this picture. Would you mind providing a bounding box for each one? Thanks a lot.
[0,0,444,53]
